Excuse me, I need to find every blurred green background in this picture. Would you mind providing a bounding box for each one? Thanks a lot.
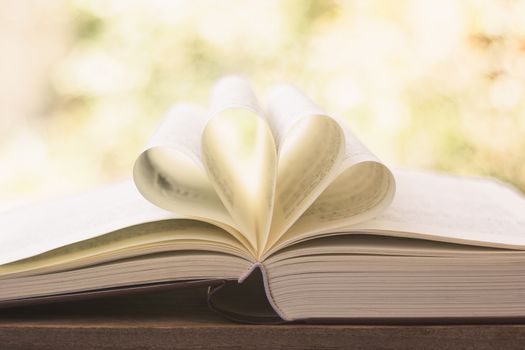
[1,0,525,206]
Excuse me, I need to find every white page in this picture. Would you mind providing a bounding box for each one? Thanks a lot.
[264,85,346,249]
[263,85,395,254]
[266,169,525,257]
[287,161,395,238]
[133,104,233,226]
[265,84,331,147]
[0,180,177,265]
[351,169,525,248]
[289,114,395,236]
[202,76,277,253]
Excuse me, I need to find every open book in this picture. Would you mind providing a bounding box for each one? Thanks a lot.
[1,76,525,323]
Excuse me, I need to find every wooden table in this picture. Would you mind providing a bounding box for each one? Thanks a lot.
[1,286,524,350]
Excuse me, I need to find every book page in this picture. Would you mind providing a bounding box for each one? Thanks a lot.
[286,159,395,239]
[134,104,233,226]
[0,181,174,266]
[201,76,277,253]
[262,85,395,255]
[350,169,525,248]
[0,252,251,302]
[264,247,525,321]
[263,85,346,251]
[267,169,525,256]
[0,180,254,268]
[0,219,251,278]
[289,114,396,234]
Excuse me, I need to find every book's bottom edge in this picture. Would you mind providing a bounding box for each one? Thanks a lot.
[0,279,227,309]
[297,316,525,325]
[2,278,525,325]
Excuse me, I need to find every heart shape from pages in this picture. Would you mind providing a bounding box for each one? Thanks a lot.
[263,84,347,250]
[133,76,396,258]
[201,77,277,252]
[133,104,253,251]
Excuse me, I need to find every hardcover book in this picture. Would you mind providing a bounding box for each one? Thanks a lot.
[1,76,524,323]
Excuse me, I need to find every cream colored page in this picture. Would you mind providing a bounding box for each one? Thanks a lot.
[351,169,525,248]
[266,84,382,164]
[202,76,277,253]
[285,161,395,239]
[145,103,207,162]
[288,115,395,232]
[0,220,250,278]
[265,84,331,147]
[264,85,345,250]
[133,104,232,226]
[337,117,382,164]
[208,75,266,117]
[265,87,394,253]
[0,180,178,265]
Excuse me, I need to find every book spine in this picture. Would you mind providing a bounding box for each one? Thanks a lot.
[206,262,289,324]
[239,262,291,321]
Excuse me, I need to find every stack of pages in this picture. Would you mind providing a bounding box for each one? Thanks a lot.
[1,76,524,323]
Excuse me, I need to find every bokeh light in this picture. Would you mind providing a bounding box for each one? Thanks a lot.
[1,0,524,209]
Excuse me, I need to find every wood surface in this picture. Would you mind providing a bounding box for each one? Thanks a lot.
[0,287,524,350]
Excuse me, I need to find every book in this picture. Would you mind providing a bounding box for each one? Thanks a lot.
[1,76,525,323]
